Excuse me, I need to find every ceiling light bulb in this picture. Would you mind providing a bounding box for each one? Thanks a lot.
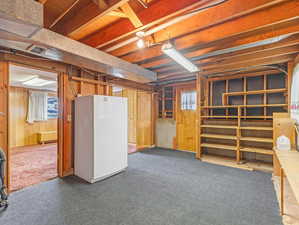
[137,39,145,49]
[162,43,199,73]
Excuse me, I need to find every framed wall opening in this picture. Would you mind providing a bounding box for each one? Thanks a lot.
[8,63,60,192]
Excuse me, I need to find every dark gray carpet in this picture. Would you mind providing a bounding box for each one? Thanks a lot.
[0,148,282,225]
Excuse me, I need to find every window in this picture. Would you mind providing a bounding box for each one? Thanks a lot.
[47,96,58,119]
[181,91,196,110]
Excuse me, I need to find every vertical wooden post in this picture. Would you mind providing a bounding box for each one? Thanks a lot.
[57,73,65,177]
[196,74,202,159]
[287,61,294,113]
[225,79,228,117]
[280,167,284,215]
[236,106,241,163]
[244,77,247,118]
[263,74,267,119]
[0,61,9,191]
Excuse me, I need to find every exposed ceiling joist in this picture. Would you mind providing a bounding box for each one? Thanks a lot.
[53,0,130,37]
[48,0,80,28]
[121,0,299,64]
[80,0,204,47]
[109,0,290,57]
[108,10,128,18]
[154,42,299,73]
[159,54,295,78]
[120,2,143,28]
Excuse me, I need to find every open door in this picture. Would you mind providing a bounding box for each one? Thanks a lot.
[0,62,9,190]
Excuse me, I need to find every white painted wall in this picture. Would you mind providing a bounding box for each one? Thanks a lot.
[156,119,176,149]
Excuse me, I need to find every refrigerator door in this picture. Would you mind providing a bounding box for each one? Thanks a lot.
[92,96,128,182]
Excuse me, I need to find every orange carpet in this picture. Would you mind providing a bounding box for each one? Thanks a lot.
[10,143,57,192]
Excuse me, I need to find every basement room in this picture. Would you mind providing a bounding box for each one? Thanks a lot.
[0,0,299,225]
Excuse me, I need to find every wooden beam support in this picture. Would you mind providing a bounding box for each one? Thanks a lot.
[80,0,203,47]
[118,0,299,64]
[52,0,130,37]
[155,44,299,74]
[147,33,299,70]
[107,0,291,57]
[120,3,143,28]
[108,10,128,18]
[159,54,295,78]
[48,0,80,29]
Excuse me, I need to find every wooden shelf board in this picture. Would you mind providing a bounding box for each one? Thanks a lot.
[240,126,273,131]
[201,143,236,151]
[240,147,273,155]
[201,125,237,129]
[202,104,287,109]
[240,137,273,143]
[201,133,237,140]
[201,116,238,118]
[223,88,287,97]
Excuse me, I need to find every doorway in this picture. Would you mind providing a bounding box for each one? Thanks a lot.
[8,64,59,191]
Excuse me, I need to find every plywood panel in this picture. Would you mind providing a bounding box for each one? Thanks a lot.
[9,87,57,147]
[176,86,196,152]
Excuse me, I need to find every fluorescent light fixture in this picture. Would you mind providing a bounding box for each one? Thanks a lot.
[23,77,55,87]
[161,43,199,73]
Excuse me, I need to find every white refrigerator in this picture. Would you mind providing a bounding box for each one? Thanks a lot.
[74,95,128,183]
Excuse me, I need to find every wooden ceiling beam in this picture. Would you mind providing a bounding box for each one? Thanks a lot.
[108,10,128,18]
[52,0,130,37]
[154,44,299,73]
[120,2,143,28]
[146,33,299,70]
[158,54,295,78]
[119,0,299,64]
[108,0,289,56]
[48,0,80,29]
[80,0,203,47]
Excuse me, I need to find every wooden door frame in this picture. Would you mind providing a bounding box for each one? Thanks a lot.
[5,62,63,192]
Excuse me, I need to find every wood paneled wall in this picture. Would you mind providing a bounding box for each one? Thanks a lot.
[114,89,155,148]
[113,89,137,144]
[9,87,57,148]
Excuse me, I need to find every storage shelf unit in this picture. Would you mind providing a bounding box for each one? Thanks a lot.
[158,86,176,119]
[196,71,288,165]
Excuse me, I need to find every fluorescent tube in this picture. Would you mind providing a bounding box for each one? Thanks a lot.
[23,77,55,86]
[162,43,198,73]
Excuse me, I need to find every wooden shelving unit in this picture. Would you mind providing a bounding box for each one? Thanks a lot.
[196,71,288,165]
[158,86,176,119]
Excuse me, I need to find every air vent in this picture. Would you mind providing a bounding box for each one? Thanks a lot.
[27,45,46,54]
